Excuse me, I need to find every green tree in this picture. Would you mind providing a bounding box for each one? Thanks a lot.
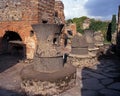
[66,19,73,24]
[106,23,112,41]
[72,16,88,33]
[66,16,109,37]
[89,20,109,39]
[111,15,116,34]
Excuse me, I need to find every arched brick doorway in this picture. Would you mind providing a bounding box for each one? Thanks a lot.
[2,31,26,59]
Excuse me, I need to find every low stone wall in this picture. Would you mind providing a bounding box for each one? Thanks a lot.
[68,54,98,68]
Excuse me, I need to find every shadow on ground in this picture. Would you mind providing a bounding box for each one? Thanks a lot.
[81,45,120,96]
[0,53,22,73]
[0,87,26,96]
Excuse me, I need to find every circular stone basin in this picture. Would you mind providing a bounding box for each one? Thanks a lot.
[71,47,88,55]
[20,63,76,96]
[33,56,64,73]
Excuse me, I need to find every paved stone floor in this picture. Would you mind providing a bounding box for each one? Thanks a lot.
[0,54,120,96]
[60,56,120,96]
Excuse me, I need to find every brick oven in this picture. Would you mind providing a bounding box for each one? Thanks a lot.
[0,0,55,59]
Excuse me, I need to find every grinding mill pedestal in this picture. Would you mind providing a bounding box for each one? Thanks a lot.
[20,24,76,96]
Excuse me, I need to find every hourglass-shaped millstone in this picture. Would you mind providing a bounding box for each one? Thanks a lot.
[31,24,65,72]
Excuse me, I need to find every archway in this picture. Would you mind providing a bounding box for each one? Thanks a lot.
[2,31,26,59]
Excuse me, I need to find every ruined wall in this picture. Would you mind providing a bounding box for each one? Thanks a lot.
[55,0,65,24]
[82,19,91,30]
[0,0,39,22]
[118,6,120,32]
[116,5,120,54]
[38,0,55,23]
[0,0,56,59]
[65,23,77,36]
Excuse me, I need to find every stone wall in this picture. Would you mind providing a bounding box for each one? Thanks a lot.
[55,0,65,24]
[118,6,120,27]
[0,0,39,22]
[82,18,90,30]
[116,5,120,54]
[65,23,77,36]
[38,0,55,23]
[0,0,55,23]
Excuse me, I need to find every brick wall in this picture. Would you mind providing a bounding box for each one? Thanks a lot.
[0,0,66,59]
[0,0,55,23]
[38,0,55,23]
[0,0,56,59]
[55,0,65,24]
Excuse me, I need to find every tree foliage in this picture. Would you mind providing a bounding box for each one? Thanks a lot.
[66,16,88,34]
[89,19,109,37]
[106,23,112,41]
[111,15,116,34]
[106,15,117,42]
[66,16,109,41]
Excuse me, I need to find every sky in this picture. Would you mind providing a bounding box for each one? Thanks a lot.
[61,0,120,20]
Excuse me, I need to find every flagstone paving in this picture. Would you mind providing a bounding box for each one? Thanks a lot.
[59,56,120,96]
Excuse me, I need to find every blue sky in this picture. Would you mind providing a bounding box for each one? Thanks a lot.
[61,0,120,20]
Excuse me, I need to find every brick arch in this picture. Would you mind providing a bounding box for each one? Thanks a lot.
[3,31,22,41]
[0,22,33,42]
[0,21,37,59]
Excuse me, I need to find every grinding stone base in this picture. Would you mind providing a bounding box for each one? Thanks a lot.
[33,56,64,73]
[20,63,76,96]
[68,54,98,68]
[88,47,99,55]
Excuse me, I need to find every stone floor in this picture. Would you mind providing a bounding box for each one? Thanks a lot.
[59,55,120,96]
[0,54,120,96]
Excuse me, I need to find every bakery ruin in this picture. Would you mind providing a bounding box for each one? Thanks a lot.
[0,0,120,95]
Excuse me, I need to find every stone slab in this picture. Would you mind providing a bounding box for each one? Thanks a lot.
[100,89,120,96]
[108,82,120,90]
[101,78,113,85]
[82,78,104,90]
[81,90,100,96]
[82,69,107,79]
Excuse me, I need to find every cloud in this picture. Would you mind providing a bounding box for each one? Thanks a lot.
[85,0,120,20]
[61,0,120,20]
[61,0,88,19]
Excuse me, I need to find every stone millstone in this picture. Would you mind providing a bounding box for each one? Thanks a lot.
[33,56,64,73]
[72,34,88,48]
[20,23,77,95]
